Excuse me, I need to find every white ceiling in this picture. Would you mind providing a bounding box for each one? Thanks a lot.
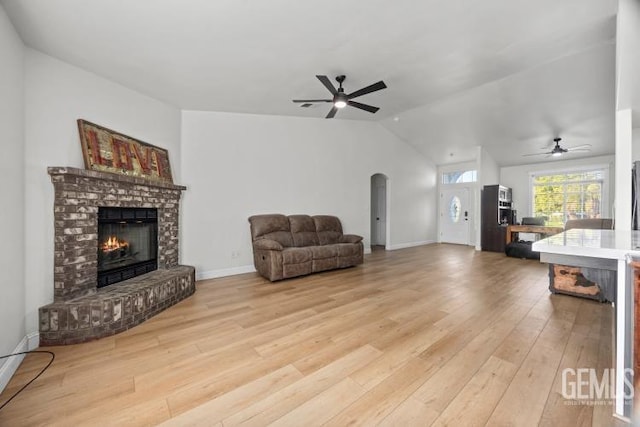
[2,0,619,166]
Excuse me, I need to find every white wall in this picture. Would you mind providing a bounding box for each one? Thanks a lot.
[500,154,616,219]
[615,0,640,230]
[477,147,500,249]
[616,0,640,113]
[0,3,26,379]
[180,110,437,279]
[23,49,182,334]
[616,110,633,229]
[632,125,640,161]
[478,147,499,187]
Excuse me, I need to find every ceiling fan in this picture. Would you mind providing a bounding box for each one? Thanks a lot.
[293,75,387,119]
[522,137,591,158]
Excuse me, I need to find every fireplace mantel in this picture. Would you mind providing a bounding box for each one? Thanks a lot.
[48,166,186,191]
[40,166,195,345]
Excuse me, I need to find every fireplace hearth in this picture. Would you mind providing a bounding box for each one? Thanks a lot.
[39,167,195,345]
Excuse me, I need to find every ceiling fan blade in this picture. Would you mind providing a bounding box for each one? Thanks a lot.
[316,75,338,95]
[347,100,379,113]
[326,106,338,119]
[568,148,592,153]
[347,81,387,99]
[567,144,592,150]
[522,152,551,157]
[292,99,332,103]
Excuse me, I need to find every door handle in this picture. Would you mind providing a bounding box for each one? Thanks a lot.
[376,217,380,220]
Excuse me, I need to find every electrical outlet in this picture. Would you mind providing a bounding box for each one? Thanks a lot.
[231,250,240,259]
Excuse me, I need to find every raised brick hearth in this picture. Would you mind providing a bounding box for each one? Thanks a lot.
[39,167,195,345]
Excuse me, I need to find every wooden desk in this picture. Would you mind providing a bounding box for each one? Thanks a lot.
[505,225,564,245]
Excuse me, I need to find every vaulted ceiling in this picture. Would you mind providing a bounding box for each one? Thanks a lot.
[2,0,618,166]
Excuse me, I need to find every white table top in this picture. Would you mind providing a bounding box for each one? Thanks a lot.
[532,228,640,260]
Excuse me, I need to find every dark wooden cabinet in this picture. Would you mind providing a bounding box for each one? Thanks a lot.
[481,185,513,252]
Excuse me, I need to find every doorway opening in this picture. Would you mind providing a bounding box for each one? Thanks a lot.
[371,173,389,250]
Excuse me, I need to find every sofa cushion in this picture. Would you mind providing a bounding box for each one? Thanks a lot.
[340,234,363,244]
[309,245,338,259]
[313,215,343,245]
[338,254,361,268]
[313,257,338,272]
[249,214,293,248]
[282,247,312,264]
[253,239,283,251]
[289,215,320,247]
[283,262,312,278]
[336,243,360,257]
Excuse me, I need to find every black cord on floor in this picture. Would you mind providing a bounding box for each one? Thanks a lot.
[0,350,55,411]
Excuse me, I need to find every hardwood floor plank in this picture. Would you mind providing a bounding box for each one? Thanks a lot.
[348,297,512,392]
[163,352,290,417]
[377,396,440,427]
[159,365,303,425]
[0,376,136,425]
[0,244,620,426]
[539,300,604,426]
[592,303,623,426]
[486,294,581,425]
[133,344,263,393]
[430,355,517,427]
[222,345,381,426]
[269,377,366,427]
[412,300,531,412]
[326,356,434,426]
[57,396,172,427]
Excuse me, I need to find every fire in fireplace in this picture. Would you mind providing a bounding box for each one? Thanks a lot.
[97,207,158,288]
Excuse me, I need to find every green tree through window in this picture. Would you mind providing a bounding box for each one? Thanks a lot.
[532,170,605,227]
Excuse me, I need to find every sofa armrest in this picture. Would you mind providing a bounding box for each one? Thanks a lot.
[340,234,363,244]
[253,239,284,251]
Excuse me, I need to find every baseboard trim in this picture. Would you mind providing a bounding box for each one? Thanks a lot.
[0,333,38,393]
[27,332,39,351]
[387,240,435,251]
[196,265,256,281]
[195,243,435,279]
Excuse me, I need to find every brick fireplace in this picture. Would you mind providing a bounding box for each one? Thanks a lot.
[39,167,195,345]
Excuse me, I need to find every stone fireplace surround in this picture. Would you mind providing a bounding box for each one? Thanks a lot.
[39,167,195,346]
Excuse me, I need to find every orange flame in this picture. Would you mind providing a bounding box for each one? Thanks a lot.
[101,236,129,252]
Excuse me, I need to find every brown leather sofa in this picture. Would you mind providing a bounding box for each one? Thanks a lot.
[248,214,364,281]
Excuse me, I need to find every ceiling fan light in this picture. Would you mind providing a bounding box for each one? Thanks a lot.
[552,151,562,157]
[333,91,348,109]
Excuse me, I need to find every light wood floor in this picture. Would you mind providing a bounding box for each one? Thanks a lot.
[0,244,626,426]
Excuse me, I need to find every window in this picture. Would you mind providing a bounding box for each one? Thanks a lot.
[442,170,477,184]
[531,168,607,227]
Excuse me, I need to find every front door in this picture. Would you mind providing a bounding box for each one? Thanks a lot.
[440,187,470,245]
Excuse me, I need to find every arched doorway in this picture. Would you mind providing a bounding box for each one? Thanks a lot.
[370,173,389,250]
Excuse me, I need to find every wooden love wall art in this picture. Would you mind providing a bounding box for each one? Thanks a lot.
[78,119,173,184]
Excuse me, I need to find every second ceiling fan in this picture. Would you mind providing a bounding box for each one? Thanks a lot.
[293,75,387,119]
[523,137,591,158]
